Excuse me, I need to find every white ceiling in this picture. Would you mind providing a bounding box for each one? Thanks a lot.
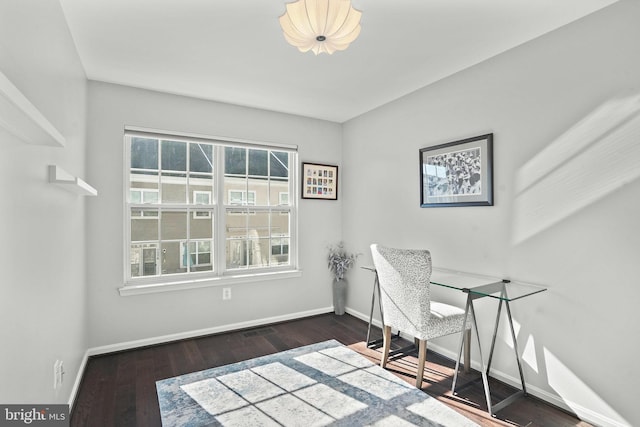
[60,0,618,123]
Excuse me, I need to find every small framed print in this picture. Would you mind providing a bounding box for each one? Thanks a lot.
[420,133,494,207]
[301,162,338,200]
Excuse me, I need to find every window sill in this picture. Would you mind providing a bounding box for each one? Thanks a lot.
[118,269,303,296]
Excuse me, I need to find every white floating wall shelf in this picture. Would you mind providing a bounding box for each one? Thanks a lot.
[49,165,97,196]
[0,70,65,147]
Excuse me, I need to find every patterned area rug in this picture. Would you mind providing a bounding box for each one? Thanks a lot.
[156,339,478,426]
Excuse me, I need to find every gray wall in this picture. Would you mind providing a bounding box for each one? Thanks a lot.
[342,1,639,426]
[86,82,343,348]
[0,0,88,405]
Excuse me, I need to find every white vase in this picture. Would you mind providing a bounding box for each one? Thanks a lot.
[332,278,347,315]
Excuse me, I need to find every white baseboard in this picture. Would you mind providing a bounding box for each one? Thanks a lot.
[346,306,626,427]
[86,307,334,357]
[68,349,90,411]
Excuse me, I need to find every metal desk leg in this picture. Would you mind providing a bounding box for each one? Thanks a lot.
[470,299,494,415]
[452,280,537,416]
[365,271,398,349]
[482,300,528,414]
[366,272,388,348]
[452,296,471,389]
[452,294,493,416]
[486,298,504,374]
[506,300,527,395]
[365,273,378,346]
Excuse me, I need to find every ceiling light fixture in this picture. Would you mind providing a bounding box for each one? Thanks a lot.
[279,0,362,55]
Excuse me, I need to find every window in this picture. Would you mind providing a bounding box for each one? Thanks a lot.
[228,190,256,205]
[180,240,212,270]
[125,129,297,288]
[193,191,212,218]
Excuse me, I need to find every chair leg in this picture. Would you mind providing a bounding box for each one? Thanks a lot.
[380,325,392,369]
[416,339,426,389]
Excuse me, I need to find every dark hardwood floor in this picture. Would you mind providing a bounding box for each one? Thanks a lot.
[71,313,592,427]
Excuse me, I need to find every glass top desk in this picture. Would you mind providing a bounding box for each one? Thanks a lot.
[362,266,547,416]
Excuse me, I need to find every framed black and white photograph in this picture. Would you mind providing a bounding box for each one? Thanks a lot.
[420,133,493,207]
[301,162,338,200]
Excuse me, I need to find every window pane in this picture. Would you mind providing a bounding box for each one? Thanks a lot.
[161,140,187,171]
[272,211,290,265]
[190,210,213,239]
[179,241,212,272]
[190,143,213,173]
[130,243,158,277]
[161,211,187,240]
[226,238,246,269]
[191,184,212,204]
[225,147,246,175]
[248,238,270,267]
[248,149,268,176]
[270,180,289,206]
[271,237,290,265]
[272,211,290,237]
[225,237,269,269]
[143,190,159,204]
[131,137,158,170]
[225,208,246,269]
[192,240,212,272]
[248,211,270,238]
[131,209,158,241]
[130,170,159,202]
[195,193,209,204]
[270,151,289,178]
[198,240,210,253]
[225,181,249,205]
[247,177,265,205]
[130,190,142,204]
[161,241,185,275]
[198,253,211,266]
[161,173,187,203]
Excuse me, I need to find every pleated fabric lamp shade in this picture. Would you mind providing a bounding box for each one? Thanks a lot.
[279,0,362,55]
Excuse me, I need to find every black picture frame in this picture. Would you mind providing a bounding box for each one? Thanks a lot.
[420,133,493,207]
[301,162,338,200]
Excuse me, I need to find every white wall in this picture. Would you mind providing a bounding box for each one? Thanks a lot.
[342,1,639,426]
[0,0,88,405]
[86,82,343,348]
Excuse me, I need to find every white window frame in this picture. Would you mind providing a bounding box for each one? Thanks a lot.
[121,127,299,296]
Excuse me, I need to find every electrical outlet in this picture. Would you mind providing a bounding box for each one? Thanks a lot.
[222,287,231,300]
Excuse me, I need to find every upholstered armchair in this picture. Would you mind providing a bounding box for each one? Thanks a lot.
[370,244,471,388]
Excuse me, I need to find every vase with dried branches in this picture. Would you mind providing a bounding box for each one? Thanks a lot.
[327,242,358,315]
